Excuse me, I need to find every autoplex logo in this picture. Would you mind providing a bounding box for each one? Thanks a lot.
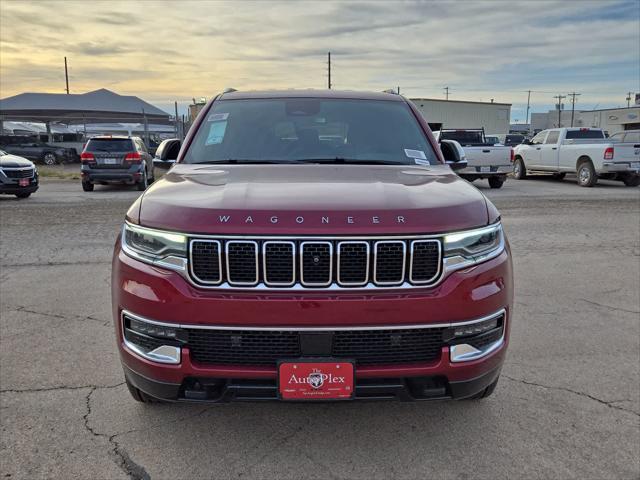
[288,368,346,389]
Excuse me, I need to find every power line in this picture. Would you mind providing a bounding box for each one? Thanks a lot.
[567,92,581,127]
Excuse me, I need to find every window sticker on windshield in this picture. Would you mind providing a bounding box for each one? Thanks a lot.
[205,121,227,145]
[404,148,426,160]
[207,113,229,122]
[414,158,430,166]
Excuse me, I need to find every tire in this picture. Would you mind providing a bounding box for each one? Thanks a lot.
[577,159,597,187]
[15,192,31,199]
[467,376,499,400]
[82,180,94,192]
[513,158,527,179]
[552,172,566,180]
[42,152,58,165]
[488,177,504,189]
[622,175,640,187]
[125,377,154,403]
[136,169,148,191]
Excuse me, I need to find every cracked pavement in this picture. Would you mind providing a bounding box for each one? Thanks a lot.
[1,178,639,479]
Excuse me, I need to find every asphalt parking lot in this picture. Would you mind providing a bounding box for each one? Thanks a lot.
[1,176,639,479]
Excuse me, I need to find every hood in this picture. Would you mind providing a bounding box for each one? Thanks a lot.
[136,164,490,235]
[0,154,35,168]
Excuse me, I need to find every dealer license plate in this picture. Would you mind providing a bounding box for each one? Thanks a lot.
[631,162,640,169]
[480,166,491,173]
[102,158,118,165]
[18,178,29,187]
[278,360,354,400]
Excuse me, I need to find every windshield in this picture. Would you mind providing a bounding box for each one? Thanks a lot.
[183,98,438,165]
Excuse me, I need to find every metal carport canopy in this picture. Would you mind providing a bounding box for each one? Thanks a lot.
[0,88,171,124]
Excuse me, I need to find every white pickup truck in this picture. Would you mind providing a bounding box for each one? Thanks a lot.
[434,129,513,189]
[513,128,640,187]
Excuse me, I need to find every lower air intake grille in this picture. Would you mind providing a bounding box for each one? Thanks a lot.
[186,327,447,367]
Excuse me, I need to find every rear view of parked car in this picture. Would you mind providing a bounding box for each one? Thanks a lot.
[0,150,39,198]
[80,136,154,192]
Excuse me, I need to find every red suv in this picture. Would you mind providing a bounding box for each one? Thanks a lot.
[112,90,513,403]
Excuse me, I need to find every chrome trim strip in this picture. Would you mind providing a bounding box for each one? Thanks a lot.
[409,239,443,284]
[120,308,506,332]
[189,239,223,285]
[225,240,259,286]
[449,310,507,362]
[373,240,406,286]
[121,312,181,364]
[337,241,370,287]
[263,240,296,287]
[299,241,333,287]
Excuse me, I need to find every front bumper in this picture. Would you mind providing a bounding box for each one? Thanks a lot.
[0,177,39,194]
[113,242,513,402]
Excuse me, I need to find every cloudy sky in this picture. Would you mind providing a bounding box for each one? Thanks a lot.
[1,0,638,120]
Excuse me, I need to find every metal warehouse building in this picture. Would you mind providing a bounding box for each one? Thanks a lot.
[409,98,511,134]
[531,106,640,134]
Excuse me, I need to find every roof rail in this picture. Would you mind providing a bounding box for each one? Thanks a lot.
[382,89,398,95]
[222,87,238,94]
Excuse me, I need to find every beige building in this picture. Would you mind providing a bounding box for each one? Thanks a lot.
[409,98,511,134]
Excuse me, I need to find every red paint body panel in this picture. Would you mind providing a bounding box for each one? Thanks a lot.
[137,164,490,235]
[112,241,513,385]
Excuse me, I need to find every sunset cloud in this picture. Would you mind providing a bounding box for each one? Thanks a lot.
[0,0,638,119]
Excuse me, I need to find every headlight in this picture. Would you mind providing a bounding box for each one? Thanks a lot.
[121,222,187,271]
[443,223,504,269]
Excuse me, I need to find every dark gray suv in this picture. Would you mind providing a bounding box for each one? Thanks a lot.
[80,136,154,192]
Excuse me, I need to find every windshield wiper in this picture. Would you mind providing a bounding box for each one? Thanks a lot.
[297,157,405,165]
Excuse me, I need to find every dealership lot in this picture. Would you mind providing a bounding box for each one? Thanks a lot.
[1,178,638,479]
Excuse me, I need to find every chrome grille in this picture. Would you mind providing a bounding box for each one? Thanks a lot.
[337,242,369,286]
[189,236,442,289]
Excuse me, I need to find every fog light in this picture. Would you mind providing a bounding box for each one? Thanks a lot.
[452,317,498,338]
[129,317,178,339]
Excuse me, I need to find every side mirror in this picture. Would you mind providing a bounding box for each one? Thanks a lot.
[522,139,531,145]
[446,159,468,171]
[440,139,468,171]
[153,140,181,170]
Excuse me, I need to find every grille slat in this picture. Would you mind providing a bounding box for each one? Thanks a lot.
[189,237,442,289]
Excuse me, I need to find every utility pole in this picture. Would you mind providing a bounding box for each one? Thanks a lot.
[174,101,179,139]
[525,90,531,128]
[567,92,581,127]
[444,86,449,100]
[397,86,400,95]
[553,94,566,127]
[626,92,633,107]
[327,52,332,90]
[64,57,69,94]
